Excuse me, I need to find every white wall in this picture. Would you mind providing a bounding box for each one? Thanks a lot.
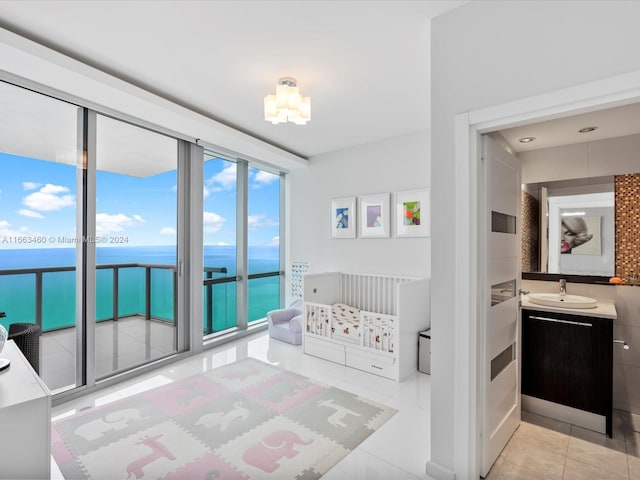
[430,2,640,478]
[288,130,430,302]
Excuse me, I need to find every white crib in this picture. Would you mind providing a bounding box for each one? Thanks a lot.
[303,272,430,381]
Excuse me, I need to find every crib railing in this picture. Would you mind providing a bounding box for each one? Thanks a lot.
[339,273,415,316]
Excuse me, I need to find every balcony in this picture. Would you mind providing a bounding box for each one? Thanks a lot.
[0,263,281,392]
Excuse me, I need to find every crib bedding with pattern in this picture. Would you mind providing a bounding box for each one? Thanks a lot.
[330,303,361,343]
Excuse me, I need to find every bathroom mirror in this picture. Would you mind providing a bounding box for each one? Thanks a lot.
[522,176,615,283]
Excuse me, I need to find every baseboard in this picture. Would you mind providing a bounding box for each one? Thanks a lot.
[426,460,456,480]
[522,394,606,434]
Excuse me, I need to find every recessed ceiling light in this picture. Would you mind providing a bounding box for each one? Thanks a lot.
[578,126,598,133]
[519,137,536,143]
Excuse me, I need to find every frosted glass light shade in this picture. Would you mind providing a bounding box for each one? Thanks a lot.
[264,77,311,125]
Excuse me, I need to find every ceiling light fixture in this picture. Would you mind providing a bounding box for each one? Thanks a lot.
[578,126,598,133]
[264,77,311,125]
[519,137,536,143]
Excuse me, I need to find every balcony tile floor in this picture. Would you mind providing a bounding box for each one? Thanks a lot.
[41,315,176,392]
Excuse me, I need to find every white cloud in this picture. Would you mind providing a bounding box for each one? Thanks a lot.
[203,185,211,198]
[206,163,237,192]
[41,184,69,195]
[95,212,146,234]
[248,214,279,229]
[23,183,75,212]
[215,241,230,246]
[160,227,177,235]
[252,170,278,188]
[203,211,225,233]
[267,235,280,246]
[18,209,44,219]
[22,182,41,191]
[0,220,41,239]
[95,213,131,234]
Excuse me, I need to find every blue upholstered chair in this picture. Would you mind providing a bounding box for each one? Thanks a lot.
[267,299,304,345]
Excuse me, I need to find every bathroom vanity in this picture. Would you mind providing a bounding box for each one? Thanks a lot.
[521,295,616,436]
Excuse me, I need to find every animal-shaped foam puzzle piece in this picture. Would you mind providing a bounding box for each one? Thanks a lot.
[75,408,145,441]
[242,430,313,473]
[195,401,249,431]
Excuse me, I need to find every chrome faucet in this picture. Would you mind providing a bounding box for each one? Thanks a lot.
[559,278,567,297]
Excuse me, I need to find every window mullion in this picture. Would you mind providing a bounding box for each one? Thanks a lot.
[236,159,249,329]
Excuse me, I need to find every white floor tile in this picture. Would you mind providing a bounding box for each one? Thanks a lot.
[51,330,434,479]
[323,448,431,480]
[358,402,431,478]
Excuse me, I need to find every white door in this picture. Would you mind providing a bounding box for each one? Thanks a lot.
[480,135,522,477]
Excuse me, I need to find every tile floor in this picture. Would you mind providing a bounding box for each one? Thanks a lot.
[41,316,176,392]
[51,329,434,479]
[487,409,640,479]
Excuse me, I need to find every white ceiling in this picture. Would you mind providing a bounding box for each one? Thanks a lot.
[0,0,468,159]
[499,102,640,153]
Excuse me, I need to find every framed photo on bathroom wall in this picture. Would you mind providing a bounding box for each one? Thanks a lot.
[359,193,390,238]
[330,197,356,238]
[395,189,430,237]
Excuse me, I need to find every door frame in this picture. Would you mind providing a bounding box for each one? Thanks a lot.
[453,70,640,478]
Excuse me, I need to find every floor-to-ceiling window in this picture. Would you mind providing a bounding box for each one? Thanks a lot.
[247,166,281,322]
[202,154,284,336]
[202,154,237,335]
[0,78,286,398]
[0,80,81,393]
[94,114,179,378]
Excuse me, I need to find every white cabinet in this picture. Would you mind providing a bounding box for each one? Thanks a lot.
[0,340,51,479]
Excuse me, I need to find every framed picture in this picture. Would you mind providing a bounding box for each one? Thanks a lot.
[562,215,601,255]
[359,193,390,238]
[395,189,430,237]
[330,197,356,238]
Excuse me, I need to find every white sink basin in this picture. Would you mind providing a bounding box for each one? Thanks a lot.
[527,293,598,309]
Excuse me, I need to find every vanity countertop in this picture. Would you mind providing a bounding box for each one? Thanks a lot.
[521,295,617,320]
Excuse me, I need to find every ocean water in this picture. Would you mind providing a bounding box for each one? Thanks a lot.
[0,245,280,333]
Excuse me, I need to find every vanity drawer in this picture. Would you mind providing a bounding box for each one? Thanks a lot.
[346,348,397,380]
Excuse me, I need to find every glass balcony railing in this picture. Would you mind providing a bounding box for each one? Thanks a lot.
[0,263,176,332]
[0,264,282,335]
[203,270,282,335]
[248,273,281,323]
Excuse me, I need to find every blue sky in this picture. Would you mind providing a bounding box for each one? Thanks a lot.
[0,153,280,248]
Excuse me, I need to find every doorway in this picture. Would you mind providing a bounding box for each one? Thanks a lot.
[453,73,640,478]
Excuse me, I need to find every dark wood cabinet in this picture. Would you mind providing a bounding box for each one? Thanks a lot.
[522,308,613,436]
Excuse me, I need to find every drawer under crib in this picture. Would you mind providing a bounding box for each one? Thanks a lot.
[304,335,346,365]
[345,348,398,380]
